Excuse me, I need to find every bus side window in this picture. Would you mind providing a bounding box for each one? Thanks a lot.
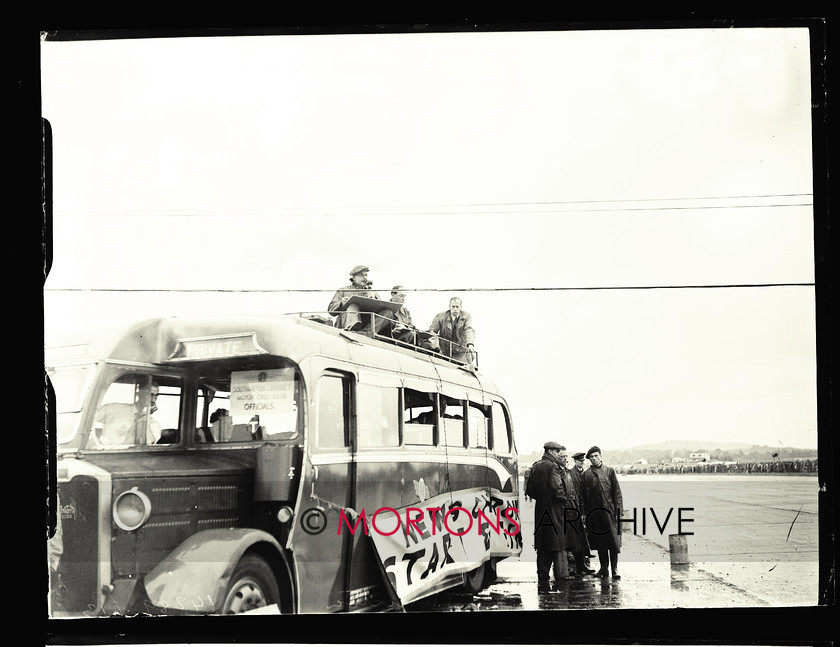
[317,374,349,448]
[357,384,398,448]
[403,389,435,445]
[441,397,465,447]
[491,401,512,454]
[467,402,489,449]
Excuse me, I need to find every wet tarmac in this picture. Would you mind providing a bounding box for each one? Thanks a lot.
[405,475,820,612]
[243,475,818,614]
[404,532,781,611]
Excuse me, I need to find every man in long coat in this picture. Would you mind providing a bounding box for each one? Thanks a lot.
[580,445,624,579]
[565,452,595,576]
[568,452,594,573]
[525,441,572,591]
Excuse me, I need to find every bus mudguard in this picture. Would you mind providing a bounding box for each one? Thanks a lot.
[141,527,291,613]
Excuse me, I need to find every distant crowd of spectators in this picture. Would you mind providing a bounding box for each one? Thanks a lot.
[620,458,818,475]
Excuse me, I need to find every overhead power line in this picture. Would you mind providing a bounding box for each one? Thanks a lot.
[54,193,814,218]
[45,282,815,294]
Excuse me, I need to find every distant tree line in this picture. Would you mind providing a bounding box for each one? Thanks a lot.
[517,445,818,476]
[619,458,818,475]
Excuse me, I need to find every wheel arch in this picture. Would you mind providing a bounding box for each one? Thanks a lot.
[141,528,296,614]
[241,538,297,613]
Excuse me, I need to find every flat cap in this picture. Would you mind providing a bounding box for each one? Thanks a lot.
[544,441,565,451]
[586,445,601,458]
[572,452,586,461]
[349,265,370,276]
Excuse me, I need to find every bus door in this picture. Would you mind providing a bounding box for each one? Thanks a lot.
[292,369,356,613]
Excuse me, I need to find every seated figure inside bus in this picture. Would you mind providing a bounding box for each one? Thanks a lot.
[93,380,161,446]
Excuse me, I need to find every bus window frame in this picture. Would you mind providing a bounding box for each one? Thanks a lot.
[314,370,354,452]
[85,364,187,451]
[50,362,98,446]
[490,399,514,456]
[192,361,304,446]
[440,397,467,449]
[467,399,490,450]
[400,386,439,447]
[356,381,400,449]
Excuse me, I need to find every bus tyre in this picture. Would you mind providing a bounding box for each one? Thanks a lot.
[460,561,486,594]
[482,558,498,587]
[221,553,280,614]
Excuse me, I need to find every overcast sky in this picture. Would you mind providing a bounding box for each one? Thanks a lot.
[41,27,818,455]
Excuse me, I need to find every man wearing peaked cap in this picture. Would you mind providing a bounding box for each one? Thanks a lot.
[327,264,386,331]
[525,441,573,592]
[579,445,624,579]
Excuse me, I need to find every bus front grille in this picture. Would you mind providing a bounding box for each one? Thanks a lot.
[51,476,101,614]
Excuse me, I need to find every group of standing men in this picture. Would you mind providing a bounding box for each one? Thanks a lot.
[526,442,624,592]
[327,264,476,363]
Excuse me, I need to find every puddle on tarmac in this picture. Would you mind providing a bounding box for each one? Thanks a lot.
[405,573,627,612]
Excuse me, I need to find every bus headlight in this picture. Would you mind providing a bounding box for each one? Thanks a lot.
[113,487,152,531]
[277,506,294,524]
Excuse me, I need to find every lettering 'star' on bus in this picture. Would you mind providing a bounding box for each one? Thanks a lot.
[46,313,522,615]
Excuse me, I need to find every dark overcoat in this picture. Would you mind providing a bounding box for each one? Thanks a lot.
[527,452,572,552]
[327,284,380,329]
[563,467,590,553]
[580,464,623,552]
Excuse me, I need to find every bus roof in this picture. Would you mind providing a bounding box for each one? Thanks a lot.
[45,315,502,397]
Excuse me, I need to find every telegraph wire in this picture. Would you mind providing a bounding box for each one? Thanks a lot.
[54,193,814,218]
[44,282,815,294]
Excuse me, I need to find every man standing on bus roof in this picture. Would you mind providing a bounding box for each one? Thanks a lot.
[428,297,475,363]
[580,445,624,579]
[327,265,384,331]
[524,441,572,592]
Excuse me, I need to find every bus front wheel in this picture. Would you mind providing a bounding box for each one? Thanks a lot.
[221,553,280,614]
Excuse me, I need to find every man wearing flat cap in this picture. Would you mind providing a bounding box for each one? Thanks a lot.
[327,265,387,331]
[524,441,574,592]
[579,446,624,579]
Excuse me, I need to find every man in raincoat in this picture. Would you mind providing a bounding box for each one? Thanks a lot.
[525,441,573,592]
[580,445,624,579]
